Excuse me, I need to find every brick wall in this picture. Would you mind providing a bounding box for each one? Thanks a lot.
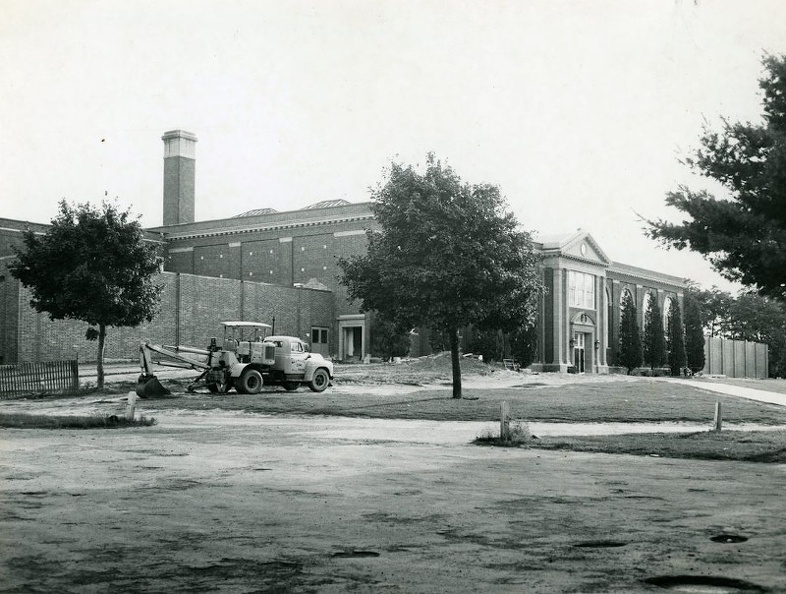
[0,266,20,364]
[6,271,334,364]
[161,207,375,319]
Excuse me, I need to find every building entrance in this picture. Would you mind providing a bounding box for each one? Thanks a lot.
[338,314,366,362]
[573,332,586,373]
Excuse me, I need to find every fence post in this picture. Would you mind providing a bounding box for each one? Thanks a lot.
[500,401,510,442]
[713,402,722,433]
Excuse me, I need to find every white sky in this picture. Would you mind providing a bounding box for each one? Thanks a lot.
[1,0,784,292]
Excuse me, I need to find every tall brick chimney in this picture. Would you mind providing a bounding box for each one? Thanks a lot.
[162,130,197,225]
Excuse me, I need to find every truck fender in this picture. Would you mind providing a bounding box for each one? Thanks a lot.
[303,361,327,381]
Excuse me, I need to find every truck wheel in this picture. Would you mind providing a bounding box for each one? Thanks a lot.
[238,369,263,395]
[308,368,330,393]
[283,382,299,392]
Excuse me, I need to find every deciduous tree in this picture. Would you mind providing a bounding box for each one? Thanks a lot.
[647,55,786,302]
[9,200,162,388]
[726,293,786,378]
[339,155,542,398]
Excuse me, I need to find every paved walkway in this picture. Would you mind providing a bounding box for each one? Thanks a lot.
[667,378,786,407]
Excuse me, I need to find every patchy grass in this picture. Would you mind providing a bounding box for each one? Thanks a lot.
[477,420,534,447]
[141,380,786,425]
[0,413,157,430]
[475,429,786,463]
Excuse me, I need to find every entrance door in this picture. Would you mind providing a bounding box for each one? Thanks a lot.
[311,327,329,357]
[573,332,586,373]
[343,326,363,361]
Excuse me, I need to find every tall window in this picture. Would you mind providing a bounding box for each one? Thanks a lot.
[642,292,653,327]
[568,271,595,309]
[662,297,673,331]
[620,288,633,317]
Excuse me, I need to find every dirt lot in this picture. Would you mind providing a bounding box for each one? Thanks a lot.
[2,361,786,593]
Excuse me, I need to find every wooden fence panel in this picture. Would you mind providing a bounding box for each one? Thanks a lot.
[703,338,768,379]
[0,360,79,399]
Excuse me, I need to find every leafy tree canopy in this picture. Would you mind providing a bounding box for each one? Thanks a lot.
[339,155,542,397]
[688,283,786,377]
[9,200,162,387]
[647,55,786,302]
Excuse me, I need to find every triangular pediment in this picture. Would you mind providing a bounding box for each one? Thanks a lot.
[562,232,609,265]
[535,230,610,265]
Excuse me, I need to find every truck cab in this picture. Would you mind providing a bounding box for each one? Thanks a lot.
[262,335,333,392]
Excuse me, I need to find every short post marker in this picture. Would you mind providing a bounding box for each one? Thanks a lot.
[126,391,138,421]
[500,401,510,442]
[713,401,722,433]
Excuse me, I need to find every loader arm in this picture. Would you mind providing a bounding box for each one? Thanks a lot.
[139,342,212,372]
[137,341,213,398]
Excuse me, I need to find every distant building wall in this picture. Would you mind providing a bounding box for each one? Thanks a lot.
[704,337,768,379]
[3,271,334,364]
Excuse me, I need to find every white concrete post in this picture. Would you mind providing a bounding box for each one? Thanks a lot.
[126,391,138,421]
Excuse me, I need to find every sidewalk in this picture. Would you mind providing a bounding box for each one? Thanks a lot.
[668,378,786,407]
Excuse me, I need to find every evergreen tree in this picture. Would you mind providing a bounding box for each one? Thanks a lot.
[643,297,666,370]
[618,291,642,374]
[684,296,706,374]
[667,302,687,376]
[648,55,786,302]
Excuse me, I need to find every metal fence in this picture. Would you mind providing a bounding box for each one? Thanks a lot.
[0,360,80,399]
[703,338,769,379]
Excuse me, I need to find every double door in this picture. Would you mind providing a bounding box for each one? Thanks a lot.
[573,332,586,373]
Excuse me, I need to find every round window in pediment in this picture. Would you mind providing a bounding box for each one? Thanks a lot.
[580,242,588,256]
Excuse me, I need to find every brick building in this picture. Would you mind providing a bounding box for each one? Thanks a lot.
[531,230,684,373]
[1,130,685,370]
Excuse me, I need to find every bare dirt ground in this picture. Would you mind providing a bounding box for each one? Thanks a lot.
[2,359,786,593]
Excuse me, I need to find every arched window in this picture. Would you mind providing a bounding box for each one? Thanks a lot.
[620,288,633,316]
[662,296,673,331]
[642,292,653,328]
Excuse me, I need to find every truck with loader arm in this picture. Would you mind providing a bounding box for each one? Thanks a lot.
[137,321,334,397]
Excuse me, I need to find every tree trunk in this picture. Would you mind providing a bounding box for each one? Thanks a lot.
[96,323,106,390]
[449,327,462,399]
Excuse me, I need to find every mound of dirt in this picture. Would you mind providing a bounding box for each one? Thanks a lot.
[404,352,497,376]
[335,352,504,387]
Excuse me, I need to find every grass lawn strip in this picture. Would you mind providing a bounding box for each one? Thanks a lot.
[477,428,786,463]
[135,379,786,425]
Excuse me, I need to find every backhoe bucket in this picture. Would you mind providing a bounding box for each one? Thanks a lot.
[136,374,171,398]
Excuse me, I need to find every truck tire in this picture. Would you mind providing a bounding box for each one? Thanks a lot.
[308,368,330,393]
[238,369,263,395]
